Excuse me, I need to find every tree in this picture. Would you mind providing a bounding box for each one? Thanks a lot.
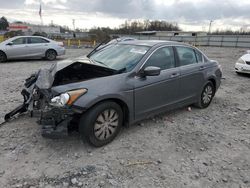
[33,32,48,37]
[4,30,24,38]
[0,17,9,30]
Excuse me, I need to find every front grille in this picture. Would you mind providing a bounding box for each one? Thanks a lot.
[246,61,250,65]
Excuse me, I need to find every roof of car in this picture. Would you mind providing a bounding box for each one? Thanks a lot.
[119,40,189,47]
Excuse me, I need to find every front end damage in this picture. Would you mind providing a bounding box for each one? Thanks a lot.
[3,70,76,138]
[2,58,117,138]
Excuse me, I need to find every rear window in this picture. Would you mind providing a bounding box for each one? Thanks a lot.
[176,46,197,66]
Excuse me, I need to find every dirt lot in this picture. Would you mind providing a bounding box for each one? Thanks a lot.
[0,47,249,188]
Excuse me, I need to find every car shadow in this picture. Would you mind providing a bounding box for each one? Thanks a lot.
[236,72,250,78]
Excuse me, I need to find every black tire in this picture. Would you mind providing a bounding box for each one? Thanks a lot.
[45,49,57,61]
[196,81,215,109]
[79,101,123,147]
[0,51,7,63]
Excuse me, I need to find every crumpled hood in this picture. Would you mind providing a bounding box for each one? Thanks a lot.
[34,56,116,90]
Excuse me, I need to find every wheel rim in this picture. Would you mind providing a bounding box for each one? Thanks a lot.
[202,85,213,104]
[94,109,119,141]
[47,51,56,60]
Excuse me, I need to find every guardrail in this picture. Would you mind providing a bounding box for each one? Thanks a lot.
[57,39,96,48]
[118,34,250,48]
[0,35,4,43]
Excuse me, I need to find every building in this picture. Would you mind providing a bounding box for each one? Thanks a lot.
[7,23,89,39]
[8,23,29,32]
[29,24,60,34]
[8,23,60,35]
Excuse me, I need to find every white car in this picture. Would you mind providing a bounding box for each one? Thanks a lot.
[235,51,250,74]
[0,36,66,62]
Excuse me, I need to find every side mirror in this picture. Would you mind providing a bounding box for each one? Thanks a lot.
[143,66,161,76]
[6,42,13,46]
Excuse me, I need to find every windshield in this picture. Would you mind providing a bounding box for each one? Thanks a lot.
[89,44,150,72]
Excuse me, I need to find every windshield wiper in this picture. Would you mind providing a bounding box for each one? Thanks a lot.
[87,38,110,58]
[115,67,126,74]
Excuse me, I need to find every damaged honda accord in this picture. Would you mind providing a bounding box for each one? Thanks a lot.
[3,40,222,147]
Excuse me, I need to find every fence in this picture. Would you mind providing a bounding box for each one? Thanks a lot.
[119,34,250,48]
[1,34,250,48]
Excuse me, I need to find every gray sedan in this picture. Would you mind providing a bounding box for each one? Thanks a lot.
[4,40,222,147]
[0,36,66,62]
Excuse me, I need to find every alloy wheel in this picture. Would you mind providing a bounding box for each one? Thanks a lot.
[47,50,56,60]
[202,85,213,104]
[94,109,119,141]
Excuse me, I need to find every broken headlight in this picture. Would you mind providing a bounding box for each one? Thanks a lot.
[50,89,87,107]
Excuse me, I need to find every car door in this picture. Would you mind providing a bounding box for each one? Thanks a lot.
[175,46,206,102]
[27,37,50,57]
[5,37,29,59]
[134,46,181,119]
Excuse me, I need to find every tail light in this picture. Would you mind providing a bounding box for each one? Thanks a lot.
[58,42,64,47]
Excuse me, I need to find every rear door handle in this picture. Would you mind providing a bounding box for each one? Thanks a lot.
[170,72,180,78]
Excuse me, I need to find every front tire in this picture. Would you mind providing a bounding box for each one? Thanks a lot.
[0,51,7,63]
[45,49,57,61]
[196,81,215,108]
[79,101,123,147]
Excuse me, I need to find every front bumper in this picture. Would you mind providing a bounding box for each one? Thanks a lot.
[39,106,74,139]
[235,63,250,74]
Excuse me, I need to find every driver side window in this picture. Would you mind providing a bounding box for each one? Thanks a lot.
[12,38,26,45]
[144,47,175,70]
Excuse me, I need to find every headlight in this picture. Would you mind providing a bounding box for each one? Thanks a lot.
[236,58,245,64]
[50,88,87,107]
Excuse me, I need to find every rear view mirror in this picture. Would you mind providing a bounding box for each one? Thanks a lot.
[6,42,13,46]
[143,66,161,76]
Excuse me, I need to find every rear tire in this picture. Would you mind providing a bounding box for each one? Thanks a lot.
[195,81,215,109]
[79,101,123,147]
[45,49,57,61]
[0,51,7,63]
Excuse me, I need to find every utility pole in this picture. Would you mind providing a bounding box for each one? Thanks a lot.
[72,19,75,31]
[72,19,76,38]
[208,20,213,34]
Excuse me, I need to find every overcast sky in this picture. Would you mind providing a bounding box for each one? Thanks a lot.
[0,0,250,31]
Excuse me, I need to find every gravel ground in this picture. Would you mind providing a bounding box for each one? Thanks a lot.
[0,47,249,188]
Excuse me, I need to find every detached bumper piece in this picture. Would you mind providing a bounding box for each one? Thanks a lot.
[4,89,30,122]
[39,107,74,139]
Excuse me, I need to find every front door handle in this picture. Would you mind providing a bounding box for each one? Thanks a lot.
[170,72,180,78]
[200,66,206,70]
